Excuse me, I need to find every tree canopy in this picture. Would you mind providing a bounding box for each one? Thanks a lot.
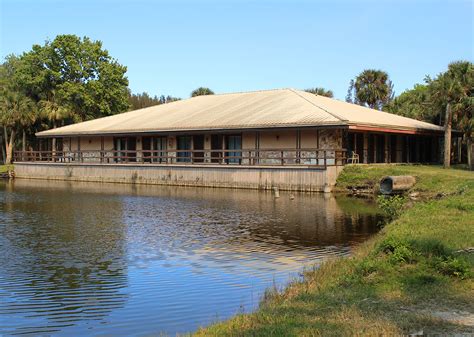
[0,34,130,163]
[304,87,334,98]
[346,69,394,110]
[128,91,162,110]
[191,87,214,97]
[385,61,473,138]
[13,34,130,121]
[384,84,435,123]
[128,91,181,110]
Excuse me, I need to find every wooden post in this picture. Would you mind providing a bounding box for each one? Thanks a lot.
[363,133,368,163]
[444,103,452,168]
[100,136,104,164]
[457,137,462,164]
[296,130,301,164]
[469,140,474,171]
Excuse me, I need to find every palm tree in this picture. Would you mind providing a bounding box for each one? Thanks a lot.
[348,70,394,110]
[191,87,214,97]
[39,98,75,153]
[304,87,334,98]
[429,61,474,168]
[0,90,36,163]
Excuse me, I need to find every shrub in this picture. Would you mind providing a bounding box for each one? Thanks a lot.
[377,237,417,264]
[434,257,471,278]
[410,239,450,258]
[355,258,379,276]
[376,195,406,222]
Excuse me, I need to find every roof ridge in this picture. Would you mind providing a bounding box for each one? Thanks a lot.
[192,88,290,98]
[288,89,348,122]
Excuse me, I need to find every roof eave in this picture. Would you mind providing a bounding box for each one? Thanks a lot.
[347,122,445,135]
[35,122,349,138]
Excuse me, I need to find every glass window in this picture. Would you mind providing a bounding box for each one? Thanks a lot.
[226,135,242,164]
[177,136,192,163]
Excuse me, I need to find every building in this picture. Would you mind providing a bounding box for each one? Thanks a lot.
[14,88,445,191]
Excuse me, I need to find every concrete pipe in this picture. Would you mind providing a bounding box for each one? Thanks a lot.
[380,176,416,195]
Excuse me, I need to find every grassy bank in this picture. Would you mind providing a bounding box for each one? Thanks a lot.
[195,165,474,336]
[0,164,13,174]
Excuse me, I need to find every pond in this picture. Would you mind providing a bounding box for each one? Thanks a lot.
[0,179,382,336]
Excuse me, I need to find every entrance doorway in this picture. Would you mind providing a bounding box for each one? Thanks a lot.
[193,135,205,163]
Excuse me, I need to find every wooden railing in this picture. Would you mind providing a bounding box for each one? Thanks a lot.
[14,148,347,168]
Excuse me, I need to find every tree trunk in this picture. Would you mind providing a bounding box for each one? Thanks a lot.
[22,129,26,152]
[443,103,452,169]
[468,138,474,171]
[0,133,5,164]
[4,127,16,164]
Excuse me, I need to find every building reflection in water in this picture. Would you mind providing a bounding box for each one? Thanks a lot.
[0,179,382,336]
[0,180,128,335]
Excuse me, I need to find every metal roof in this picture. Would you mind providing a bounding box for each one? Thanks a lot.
[36,88,444,137]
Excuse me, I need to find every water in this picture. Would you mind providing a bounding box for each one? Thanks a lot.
[0,179,382,336]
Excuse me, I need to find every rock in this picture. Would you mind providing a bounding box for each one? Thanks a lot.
[409,192,420,200]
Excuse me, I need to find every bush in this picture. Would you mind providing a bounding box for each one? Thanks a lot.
[410,239,450,258]
[434,257,471,278]
[376,195,406,222]
[377,237,417,264]
[355,258,379,276]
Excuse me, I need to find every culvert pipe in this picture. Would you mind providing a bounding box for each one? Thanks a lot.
[380,176,416,195]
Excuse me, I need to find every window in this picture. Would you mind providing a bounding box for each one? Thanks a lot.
[177,136,192,163]
[226,135,242,164]
[114,137,136,162]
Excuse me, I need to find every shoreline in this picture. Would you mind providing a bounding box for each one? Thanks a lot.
[195,164,474,336]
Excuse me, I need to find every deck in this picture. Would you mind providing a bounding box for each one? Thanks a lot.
[13,148,346,192]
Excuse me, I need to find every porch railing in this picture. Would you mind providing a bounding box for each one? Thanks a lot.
[14,148,347,168]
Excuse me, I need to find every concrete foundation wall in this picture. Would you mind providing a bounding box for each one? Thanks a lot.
[14,163,344,192]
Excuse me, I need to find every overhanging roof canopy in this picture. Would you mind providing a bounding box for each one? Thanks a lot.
[36,88,444,137]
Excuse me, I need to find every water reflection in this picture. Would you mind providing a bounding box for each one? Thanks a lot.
[0,179,382,336]
[0,180,128,335]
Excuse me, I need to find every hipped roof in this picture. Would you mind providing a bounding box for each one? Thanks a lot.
[36,88,443,137]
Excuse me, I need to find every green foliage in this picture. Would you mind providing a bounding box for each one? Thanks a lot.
[385,61,473,141]
[384,84,437,123]
[197,165,474,336]
[429,61,474,139]
[377,237,418,264]
[128,91,162,110]
[191,87,214,97]
[0,90,37,129]
[159,95,180,104]
[0,35,131,161]
[346,69,394,110]
[434,256,471,278]
[0,164,13,174]
[12,34,130,121]
[304,87,334,98]
[355,258,379,276]
[376,195,405,221]
[127,91,181,110]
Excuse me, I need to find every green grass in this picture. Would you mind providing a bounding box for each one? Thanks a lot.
[195,165,474,336]
[0,164,13,174]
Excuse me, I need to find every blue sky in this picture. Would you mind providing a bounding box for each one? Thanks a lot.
[1,0,472,99]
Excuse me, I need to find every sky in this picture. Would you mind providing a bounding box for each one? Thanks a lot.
[0,0,473,100]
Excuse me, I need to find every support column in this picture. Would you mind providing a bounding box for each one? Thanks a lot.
[296,129,301,164]
[363,133,368,164]
[384,134,389,163]
[406,136,410,163]
[457,137,462,164]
